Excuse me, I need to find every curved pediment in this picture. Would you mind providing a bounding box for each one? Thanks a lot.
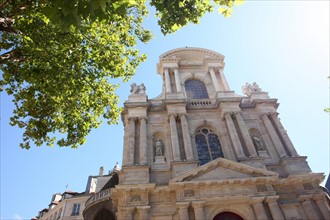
[160,47,224,60]
[157,47,225,74]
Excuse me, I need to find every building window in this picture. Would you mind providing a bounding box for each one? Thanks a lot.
[71,204,80,216]
[185,79,209,99]
[195,128,223,165]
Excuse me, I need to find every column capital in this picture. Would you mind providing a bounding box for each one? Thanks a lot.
[298,194,314,202]
[191,201,205,208]
[120,206,135,214]
[270,112,279,117]
[128,117,137,122]
[139,116,148,122]
[251,196,265,204]
[168,114,178,121]
[176,202,190,209]
[265,195,280,203]
[137,205,150,212]
[179,113,188,118]
[313,193,326,201]
[260,112,270,118]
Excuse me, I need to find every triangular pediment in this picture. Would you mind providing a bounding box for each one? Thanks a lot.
[169,157,278,183]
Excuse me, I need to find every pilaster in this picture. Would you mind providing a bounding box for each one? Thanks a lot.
[235,112,258,157]
[192,201,205,220]
[261,113,287,158]
[224,113,246,159]
[169,114,180,161]
[139,117,148,165]
[270,113,299,157]
[265,196,285,220]
[176,202,190,220]
[251,197,268,220]
[180,114,194,161]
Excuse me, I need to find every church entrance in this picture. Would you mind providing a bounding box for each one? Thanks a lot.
[213,212,244,220]
[94,208,116,220]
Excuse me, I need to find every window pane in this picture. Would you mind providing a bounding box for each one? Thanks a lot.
[195,134,211,165]
[208,133,224,159]
[185,80,209,99]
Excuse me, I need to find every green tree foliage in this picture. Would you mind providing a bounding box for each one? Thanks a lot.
[0,0,241,149]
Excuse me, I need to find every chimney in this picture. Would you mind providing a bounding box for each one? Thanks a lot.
[99,166,104,176]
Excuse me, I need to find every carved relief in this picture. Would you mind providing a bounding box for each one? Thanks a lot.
[256,184,267,192]
[302,183,313,190]
[184,190,195,197]
[131,194,141,202]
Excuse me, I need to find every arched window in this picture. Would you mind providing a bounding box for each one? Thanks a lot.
[185,79,209,99]
[195,128,223,165]
[213,212,244,220]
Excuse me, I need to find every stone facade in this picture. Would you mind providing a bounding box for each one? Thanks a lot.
[82,48,330,220]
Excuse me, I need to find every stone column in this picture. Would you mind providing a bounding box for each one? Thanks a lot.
[224,113,246,159]
[261,114,287,158]
[177,202,190,220]
[164,68,172,93]
[128,117,136,165]
[265,196,285,220]
[180,114,194,161]
[174,68,182,93]
[270,113,299,157]
[121,207,134,220]
[139,117,148,165]
[137,206,150,220]
[219,69,230,91]
[169,114,181,161]
[235,112,258,157]
[192,201,205,220]
[313,194,330,219]
[299,195,320,220]
[210,68,221,92]
[251,197,268,220]
[123,119,129,166]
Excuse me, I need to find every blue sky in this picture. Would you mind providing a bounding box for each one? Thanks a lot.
[1,1,329,219]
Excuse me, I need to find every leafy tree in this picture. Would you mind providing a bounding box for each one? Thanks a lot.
[0,0,242,149]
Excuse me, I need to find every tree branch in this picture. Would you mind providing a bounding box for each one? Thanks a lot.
[0,0,9,11]
[0,49,26,64]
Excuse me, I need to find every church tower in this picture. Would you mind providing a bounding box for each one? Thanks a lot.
[83,48,329,220]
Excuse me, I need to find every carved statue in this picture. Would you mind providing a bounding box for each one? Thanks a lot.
[252,136,265,151]
[130,83,146,95]
[155,139,164,156]
[242,82,262,96]
[130,83,138,94]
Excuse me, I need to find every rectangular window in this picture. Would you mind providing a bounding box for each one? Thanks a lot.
[71,203,80,216]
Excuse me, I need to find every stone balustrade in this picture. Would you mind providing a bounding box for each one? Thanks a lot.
[85,189,112,209]
[187,99,215,108]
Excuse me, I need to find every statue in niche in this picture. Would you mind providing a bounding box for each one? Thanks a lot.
[155,139,164,156]
[252,136,266,151]
[130,83,146,95]
[242,82,262,96]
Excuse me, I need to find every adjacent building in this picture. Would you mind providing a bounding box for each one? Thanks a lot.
[35,48,330,220]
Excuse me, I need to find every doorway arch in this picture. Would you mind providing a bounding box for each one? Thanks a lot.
[94,208,116,220]
[213,212,244,220]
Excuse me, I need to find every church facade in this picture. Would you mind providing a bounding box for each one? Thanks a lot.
[36,48,329,220]
[82,48,329,219]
